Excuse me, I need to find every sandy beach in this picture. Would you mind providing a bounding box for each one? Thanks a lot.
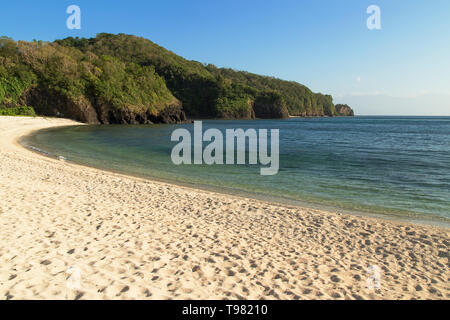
[0,116,448,300]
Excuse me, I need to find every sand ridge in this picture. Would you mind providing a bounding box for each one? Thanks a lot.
[0,116,448,300]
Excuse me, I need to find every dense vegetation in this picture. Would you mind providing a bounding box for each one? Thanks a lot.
[0,105,36,116]
[206,65,336,116]
[0,33,353,123]
[0,35,181,123]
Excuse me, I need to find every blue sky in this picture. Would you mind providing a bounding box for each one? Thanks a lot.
[1,0,449,115]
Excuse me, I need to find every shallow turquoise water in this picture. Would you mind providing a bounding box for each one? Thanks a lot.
[24,116,450,225]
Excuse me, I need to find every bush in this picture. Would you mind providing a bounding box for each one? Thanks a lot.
[0,105,36,116]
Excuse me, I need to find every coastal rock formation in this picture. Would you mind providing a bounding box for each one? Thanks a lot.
[218,103,256,120]
[95,99,185,125]
[17,87,185,124]
[335,104,355,116]
[18,87,99,123]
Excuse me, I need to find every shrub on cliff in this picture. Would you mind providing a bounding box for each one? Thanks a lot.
[0,105,36,116]
[253,91,289,119]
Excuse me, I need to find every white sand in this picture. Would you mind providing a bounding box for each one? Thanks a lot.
[0,116,448,300]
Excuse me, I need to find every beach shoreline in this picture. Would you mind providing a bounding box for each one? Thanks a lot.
[0,116,448,299]
[21,120,450,230]
[21,129,450,230]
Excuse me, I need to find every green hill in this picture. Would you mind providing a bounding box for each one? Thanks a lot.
[0,33,353,123]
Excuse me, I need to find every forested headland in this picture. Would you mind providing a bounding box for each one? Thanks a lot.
[0,33,353,123]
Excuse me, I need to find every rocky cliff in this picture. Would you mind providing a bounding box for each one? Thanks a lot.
[17,86,185,124]
[335,104,355,117]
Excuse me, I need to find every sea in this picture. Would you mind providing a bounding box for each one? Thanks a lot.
[23,116,450,227]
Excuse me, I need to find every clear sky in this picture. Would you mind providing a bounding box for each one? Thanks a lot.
[1,0,449,115]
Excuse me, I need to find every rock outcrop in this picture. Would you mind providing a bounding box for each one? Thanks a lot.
[18,87,186,125]
[335,104,355,117]
[94,99,185,124]
[18,87,99,123]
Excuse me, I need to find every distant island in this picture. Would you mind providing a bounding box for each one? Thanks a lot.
[0,33,354,124]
